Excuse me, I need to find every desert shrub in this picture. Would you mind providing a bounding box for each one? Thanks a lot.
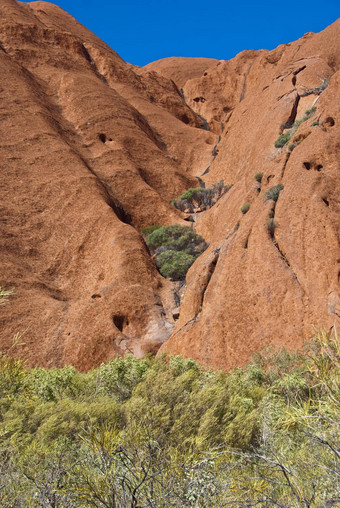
[274,108,317,148]
[178,187,206,201]
[274,132,291,148]
[302,106,316,120]
[241,203,250,214]
[267,218,278,237]
[98,355,152,401]
[288,143,296,151]
[143,225,207,280]
[156,250,197,280]
[146,225,204,253]
[141,224,162,235]
[254,172,263,183]
[312,120,319,127]
[172,181,231,212]
[1,331,340,506]
[265,184,284,202]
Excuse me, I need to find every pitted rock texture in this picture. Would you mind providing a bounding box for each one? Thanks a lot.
[0,0,215,369]
[0,0,339,371]
[159,21,340,369]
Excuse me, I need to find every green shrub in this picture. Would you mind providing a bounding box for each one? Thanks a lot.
[265,184,284,202]
[178,187,206,201]
[274,108,317,148]
[141,225,162,235]
[172,181,231,212]
[254,172,263,183]
[156,250,198,280]
[144,225,207,280]
[241,203,250,214]
[288,143,296,151]
[274,132,291,148]
[302,106,316,121]
[145,225,204,253]
[312,120,319,127]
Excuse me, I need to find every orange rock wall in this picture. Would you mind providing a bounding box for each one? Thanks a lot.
[0,0,339,370]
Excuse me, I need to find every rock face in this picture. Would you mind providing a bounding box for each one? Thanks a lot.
[0,0,339,370]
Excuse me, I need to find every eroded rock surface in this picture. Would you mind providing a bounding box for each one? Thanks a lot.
[0,1,339,370]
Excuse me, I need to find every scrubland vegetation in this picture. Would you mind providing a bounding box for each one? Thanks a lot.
[142,225,207,280]
[0,328,339,507]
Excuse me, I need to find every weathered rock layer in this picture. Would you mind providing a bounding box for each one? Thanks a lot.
[0,0,339,370]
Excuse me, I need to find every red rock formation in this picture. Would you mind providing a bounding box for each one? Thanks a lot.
[159,21,340,369]
[0,0,215,369]
[0,0,339,370]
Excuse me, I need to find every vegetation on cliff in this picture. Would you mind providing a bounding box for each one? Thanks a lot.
[142,225,208,280]
[171,180,231,213]
[0,329,339,506]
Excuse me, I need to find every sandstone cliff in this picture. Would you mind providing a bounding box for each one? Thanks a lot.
[0,0,339,370]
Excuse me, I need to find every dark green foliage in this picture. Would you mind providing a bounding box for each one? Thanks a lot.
[178,187,206,201]
[241,202,250,214]
[146,225,204,252]
[156,250,197,280]
[312,120,319,127]
[265,183,284,202]
[254,172,263,183]
[274,132,291,148]
[141,224,162,235]
[143,225,207,280]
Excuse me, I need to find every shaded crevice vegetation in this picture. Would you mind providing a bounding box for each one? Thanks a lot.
[142,225,208,280]
[275,107,316,148]
[172,180,231,214]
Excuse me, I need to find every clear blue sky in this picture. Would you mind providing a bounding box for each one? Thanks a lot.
[22,0,339,66]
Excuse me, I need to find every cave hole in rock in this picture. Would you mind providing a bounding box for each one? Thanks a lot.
[324,117,335,127]
[98,133,107,143]
[322,197,329,207]
[180,114,190,124]
[113,315,129,332]
[91,293,101,299]
[316,164,323,172]
[303,162,311,170]
[292,76,297,86]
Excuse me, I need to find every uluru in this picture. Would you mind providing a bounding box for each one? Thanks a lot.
[0,0,339,372]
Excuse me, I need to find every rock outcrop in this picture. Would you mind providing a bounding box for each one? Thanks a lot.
[0,0,339,370]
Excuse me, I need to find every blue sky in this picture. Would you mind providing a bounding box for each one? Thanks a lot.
[22,1,339,66]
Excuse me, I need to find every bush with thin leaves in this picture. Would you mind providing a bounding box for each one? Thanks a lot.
[254,172,263,183]
[265,184,284,202]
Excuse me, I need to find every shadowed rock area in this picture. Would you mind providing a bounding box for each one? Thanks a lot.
[0,0,339,370]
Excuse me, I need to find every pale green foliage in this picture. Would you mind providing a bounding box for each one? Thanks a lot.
[274,107,317,148]
[0,287,13,305]
[0,330,339,506]
[172,180,231,212]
